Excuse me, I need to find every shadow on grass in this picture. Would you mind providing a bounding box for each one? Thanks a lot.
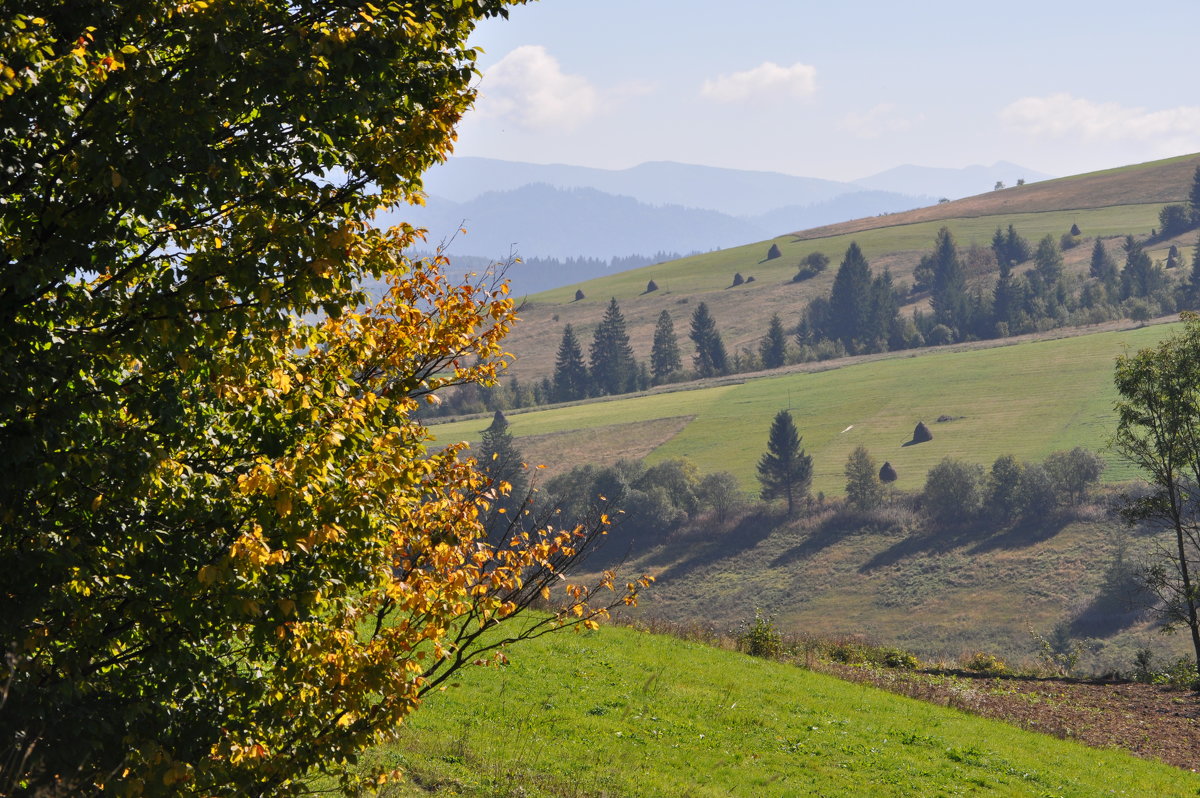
[1069,574,1149,638]
[857,520,991,572]
[967,514,1064,555]
[647,511,779,585]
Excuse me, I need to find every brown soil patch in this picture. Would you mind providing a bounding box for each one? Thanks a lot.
[519,415,693,478]
[825,663,1200,772]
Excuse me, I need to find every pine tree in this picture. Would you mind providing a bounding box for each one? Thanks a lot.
[553,324,590,401]
[759,314,788,369]
[690,302,728,378]
[1005,224,1031,264]
[589,297,637,395]
[757,409,812,515]
[650,309,682,382]
[476,410,528,535]
[992,259,1019,335]
[929,227,968,337]
[844,446,883,511]
[829,241,872,351]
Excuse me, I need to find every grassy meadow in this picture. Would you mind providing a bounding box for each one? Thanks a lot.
[431,321,1179,497]
[365,622,1199,797]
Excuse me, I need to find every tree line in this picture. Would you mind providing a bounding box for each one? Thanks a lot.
[425,166,1200,419]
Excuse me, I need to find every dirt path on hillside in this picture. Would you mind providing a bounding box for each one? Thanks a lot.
[824,663,1200,772]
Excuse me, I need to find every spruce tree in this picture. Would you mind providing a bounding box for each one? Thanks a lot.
[1090,238,1117,282]
[589,297,637,395]
[650,309,682,382]
[929,227,968,337]
[757,409,812,515]
[476,410,528,535]
[1005,224,1031,264]
[759,314,788,369]
[868,268,899,351]
[690,302,728,378]
[992,259,1019,335]
[552,324,590,401]
[828,241,872,351]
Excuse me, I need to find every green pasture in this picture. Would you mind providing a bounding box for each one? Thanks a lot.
[367,622,1197,797]
[429,323,1179,497]
[529,203,1167,305]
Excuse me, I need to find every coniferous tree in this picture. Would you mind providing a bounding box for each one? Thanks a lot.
[759,314,788,369]
[552,324,590,401]
[868,268,900,350]
[1005,224,1031,264]
[1185,233,1200,310]
[689,302,728,378]
[992,259,1019,335]
[757,409,812,515]
[1121,244,1165,300]
[828,242,872,351]
[476,410,528,536]
[589,297,637,395]
[929,227,969,337]
[1189,165,1200,225]
[1090,238,1117,282]
[650,309,682,383]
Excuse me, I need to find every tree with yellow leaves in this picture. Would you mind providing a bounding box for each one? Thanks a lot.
[0,3,647,794]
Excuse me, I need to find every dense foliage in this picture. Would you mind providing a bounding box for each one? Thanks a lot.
[0,3,650,794]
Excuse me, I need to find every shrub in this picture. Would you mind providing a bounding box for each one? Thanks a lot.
[927,324,954,346]
[879,648,920,670]
[738,610,783,658]
[962,651,1008,676]
[922,458,984,524]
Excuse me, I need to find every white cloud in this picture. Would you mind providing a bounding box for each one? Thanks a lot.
[475,45,600,132]
[1000,93,1200,142]
[840,103,922,139]
[701,61,817,103]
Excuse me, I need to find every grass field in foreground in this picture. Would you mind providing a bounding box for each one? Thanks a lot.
[430,322,1179,497]
[366,622,1198,797]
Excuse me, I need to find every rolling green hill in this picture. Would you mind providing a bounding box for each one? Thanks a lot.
[431,321,1178,497]
[363,622,1197,797]
[491,153,1199,384]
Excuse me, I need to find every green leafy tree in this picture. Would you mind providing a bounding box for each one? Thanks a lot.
[1113,314,1200,680]
[985,454,1024,522]
[589,297,637,395]
[689,302,728,378]
[844,446,883,511]
[650,309,682,383]
[553,324,591,401]
[759,313,788,369]
[757,410,812,515]
[1160,204,1194,238]
[1043,447,1106,505]
[921,458,984,524]
[0,3,652,795]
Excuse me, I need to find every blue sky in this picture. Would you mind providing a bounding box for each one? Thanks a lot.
[453,0,1200,181]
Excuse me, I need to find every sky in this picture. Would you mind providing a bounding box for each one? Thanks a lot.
[453,0,1200,182]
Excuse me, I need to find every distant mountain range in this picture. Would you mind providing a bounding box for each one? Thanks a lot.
[378,157,1052,294]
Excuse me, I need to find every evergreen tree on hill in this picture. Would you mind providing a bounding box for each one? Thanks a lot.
[759,314,788,369]
[929,227,969,338]
[553,324,590,401]
[1185,233,1200,310]
[1190,165,1200,225]
[690,302,728,378]
[829,242,872,352]
[650,309,682,383]
[868,268,901,350]
[476,410,529,537]
[1090,238,1118,283]
[589,297,637,395]
[757,409,812,516]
